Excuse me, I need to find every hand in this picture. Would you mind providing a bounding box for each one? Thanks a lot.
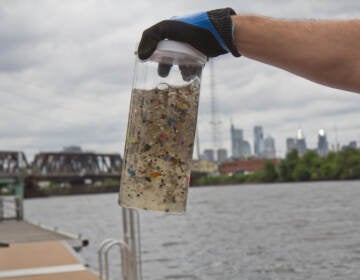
[138,8,241,60]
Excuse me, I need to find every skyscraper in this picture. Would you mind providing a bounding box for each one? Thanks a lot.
[317,129,329,157]
[231,124,243,159]
[296,129,307,156]
[263,136,276,158]
[203,149,215,162]
[286,138,297,154]
[240,140,252,158]
[254,126,264,158]
[231,124,253,159]
[217,148,228,163]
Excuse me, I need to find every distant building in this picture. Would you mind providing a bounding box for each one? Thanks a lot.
[286,138,297,154]
[217,148,228,163]
[63,146,82,153]
[231,124,252,159]
[240,140,252,158]
[203,149,215,162]
[317,129,329,157]
[192,159,218,174]
[220,159,279,174]
[263,136,276,158]
[349,141,357,149]
[254,126,264,158]
[342,141,358,151]
[296,129,307,156]
[231,124,243,159]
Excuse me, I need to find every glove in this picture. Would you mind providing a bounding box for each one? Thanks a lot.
[138,8,241,60]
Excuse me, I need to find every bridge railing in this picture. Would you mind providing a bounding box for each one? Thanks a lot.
[0,196,23,221]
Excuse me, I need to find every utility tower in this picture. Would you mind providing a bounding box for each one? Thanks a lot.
[209,59,223,161]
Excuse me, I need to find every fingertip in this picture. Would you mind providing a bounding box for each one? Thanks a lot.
[138,30,160,60]
[158,63,172,77]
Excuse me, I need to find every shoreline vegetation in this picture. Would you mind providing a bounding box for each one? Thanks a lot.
[191,147,360,186]
[20,147,359,198]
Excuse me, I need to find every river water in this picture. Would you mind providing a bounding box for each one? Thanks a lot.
[25,181,360,280]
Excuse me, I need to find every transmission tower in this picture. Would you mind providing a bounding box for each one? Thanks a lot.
[209,59,222,159]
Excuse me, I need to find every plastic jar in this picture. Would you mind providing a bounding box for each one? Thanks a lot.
[119,40,207,213]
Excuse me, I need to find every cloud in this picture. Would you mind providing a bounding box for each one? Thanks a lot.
[0,0,359,161]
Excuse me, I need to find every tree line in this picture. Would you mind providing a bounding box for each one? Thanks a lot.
[190,147,360,186]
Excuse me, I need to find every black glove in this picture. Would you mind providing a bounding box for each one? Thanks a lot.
[138,8,241,60]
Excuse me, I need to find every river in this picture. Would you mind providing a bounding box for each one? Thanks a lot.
[25,181,360,280]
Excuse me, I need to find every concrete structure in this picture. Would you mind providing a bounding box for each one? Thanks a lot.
[220,159,279,175]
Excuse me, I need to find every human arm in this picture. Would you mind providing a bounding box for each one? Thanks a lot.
[138,8,360,94]
[231,15,360,93]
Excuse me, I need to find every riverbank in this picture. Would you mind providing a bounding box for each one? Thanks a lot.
[192,147,359,186]
[22,147,359,198]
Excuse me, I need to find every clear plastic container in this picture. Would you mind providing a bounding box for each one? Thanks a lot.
[119,40,207,213]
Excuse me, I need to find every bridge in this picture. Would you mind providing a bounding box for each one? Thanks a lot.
[0,151,122,197]
[0,151,28,179]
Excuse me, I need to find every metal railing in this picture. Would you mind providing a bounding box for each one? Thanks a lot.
[0,196,23,221]
[98,239,129,280]
[98,208,142,280]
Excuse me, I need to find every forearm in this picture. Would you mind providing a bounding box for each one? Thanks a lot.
[232,15,360,93]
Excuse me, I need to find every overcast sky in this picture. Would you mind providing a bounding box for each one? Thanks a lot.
[0,0,359,161]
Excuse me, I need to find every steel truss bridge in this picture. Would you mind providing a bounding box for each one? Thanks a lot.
[0,151,122,197]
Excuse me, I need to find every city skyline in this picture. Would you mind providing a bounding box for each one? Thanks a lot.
[201,123,357,161]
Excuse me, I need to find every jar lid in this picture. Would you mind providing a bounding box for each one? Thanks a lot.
[148,40,207,66]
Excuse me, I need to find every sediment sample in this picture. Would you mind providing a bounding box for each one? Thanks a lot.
[119,80,200,212]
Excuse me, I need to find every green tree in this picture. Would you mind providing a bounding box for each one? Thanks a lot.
[262,161,278,182]
[293,163,311,181]
[319,152,338,180]
[337,147,360,179]
[301,150,321,180]
[278,149,299,181]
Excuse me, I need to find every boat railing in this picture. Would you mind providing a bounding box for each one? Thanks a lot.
[98,239,129,280]
[98,208,142,280]
[0,195,23,221]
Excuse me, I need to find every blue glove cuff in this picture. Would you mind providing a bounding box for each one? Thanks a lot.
[172,12,230,53]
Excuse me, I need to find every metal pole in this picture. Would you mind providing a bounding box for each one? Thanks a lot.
[15,197,23,220]
[0,197,3,221]
[122,208,142,280]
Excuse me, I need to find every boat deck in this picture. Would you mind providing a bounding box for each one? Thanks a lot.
[0,220,98,280]
[0,241,99,280]
[0,220,72,244]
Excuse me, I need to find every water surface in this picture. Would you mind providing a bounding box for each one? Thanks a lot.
[25,181,360,280]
